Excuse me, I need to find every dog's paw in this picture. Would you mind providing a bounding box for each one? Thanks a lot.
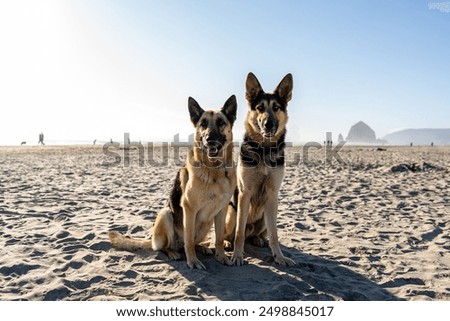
[196,245,213,255]
[186,257,206,270]
[215,252,232,266]
[166,250,181,261]
[231,253,245,266]
[274,255,295,267]
[250,236,267,248]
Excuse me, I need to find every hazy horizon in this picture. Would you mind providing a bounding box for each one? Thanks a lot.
[1,1,449,146]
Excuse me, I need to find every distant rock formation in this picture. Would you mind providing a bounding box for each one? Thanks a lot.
[346,121,378,144]
[384,129,450,145]
[337,133,344,142]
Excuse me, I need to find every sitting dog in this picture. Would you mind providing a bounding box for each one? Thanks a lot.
[229,73,296,267]
[109,95,237,270]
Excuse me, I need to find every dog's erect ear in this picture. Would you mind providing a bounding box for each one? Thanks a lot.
[274,73,293,105]
[245,72,263,104]
[188,97,205,126]
[221,95,237,126]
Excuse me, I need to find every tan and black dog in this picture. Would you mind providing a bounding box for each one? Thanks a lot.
[228,72,295,267]
[109,95,237,270]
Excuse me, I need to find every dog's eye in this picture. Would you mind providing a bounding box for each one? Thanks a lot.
[256,105,264,112]
[200,119,208,128]
[273,105,280,112]
[216,118,225,127]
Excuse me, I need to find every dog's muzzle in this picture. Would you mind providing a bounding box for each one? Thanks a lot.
[260,119,277,138]
[202,136,222,157]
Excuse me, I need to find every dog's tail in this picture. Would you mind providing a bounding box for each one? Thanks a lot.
[108,231,153,251]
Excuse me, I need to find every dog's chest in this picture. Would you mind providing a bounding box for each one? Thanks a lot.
[191,167,235,208]
[204,171,233,201]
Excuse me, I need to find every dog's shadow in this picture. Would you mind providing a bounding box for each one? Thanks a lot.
[166,244,400,301]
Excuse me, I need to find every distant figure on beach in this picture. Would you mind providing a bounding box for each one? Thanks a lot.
[431,142,434,147]
[110,138,113,144]
[38,132,45,145]
[410,142,413,147]
[93,139,97,145]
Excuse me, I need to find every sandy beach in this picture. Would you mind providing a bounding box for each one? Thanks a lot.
[0,144,449,301]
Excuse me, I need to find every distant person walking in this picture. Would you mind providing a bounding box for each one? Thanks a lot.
[38,132,45,145]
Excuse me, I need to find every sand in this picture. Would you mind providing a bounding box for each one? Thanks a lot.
[0,144,449,301]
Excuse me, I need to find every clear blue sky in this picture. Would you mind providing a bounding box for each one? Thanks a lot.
[0,0,449,145]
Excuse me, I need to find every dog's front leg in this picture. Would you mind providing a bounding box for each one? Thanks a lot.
[183,207,206,270]
[264,198,295,266]
[231,191,250,266]
[214,208,232,266]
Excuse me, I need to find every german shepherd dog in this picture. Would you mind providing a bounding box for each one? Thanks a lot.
[228,72,295,267]
[109,95,237,270]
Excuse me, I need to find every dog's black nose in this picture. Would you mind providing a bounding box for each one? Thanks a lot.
[206,136,215,144]
[205,134,220,146]
[264,121,274,130]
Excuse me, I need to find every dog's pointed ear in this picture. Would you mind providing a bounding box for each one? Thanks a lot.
[274,73,293,105]
[221,95,237,126]
[245,72,263,104]
[188,97,204,126]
